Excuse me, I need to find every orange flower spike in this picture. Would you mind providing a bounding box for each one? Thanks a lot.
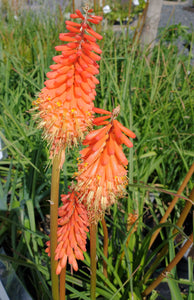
[32,6,103,162]
[74,106,136,222]
[45,191,89,274]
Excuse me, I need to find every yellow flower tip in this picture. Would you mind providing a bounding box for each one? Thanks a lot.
[97,175,101,181]
[32,98,41,106]
[86,111,92,116]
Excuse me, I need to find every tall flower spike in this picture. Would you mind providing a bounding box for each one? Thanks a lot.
[74,106,136,223]
[32,7,103,161]
[45,191,89,274]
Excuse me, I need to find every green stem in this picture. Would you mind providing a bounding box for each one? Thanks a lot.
[50,152,61,300]
[101,218,108,278]
[90,223,97,300]
[60,265,66,300]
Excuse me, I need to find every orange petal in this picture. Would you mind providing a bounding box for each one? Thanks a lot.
[74,247,84,260]
[69,255,78,271]
[67,42,79,49]
[60,254,67,268]
[84,149,100,164]
[80,82,92,94]
[93,115,110,125]
[62,49,77,57]
[93,107,111,115]
[86,28,103,40]
[109,155,120,178]
[74,86,82,97]
[49,63,63,70]
[78,56,88,70]
[105,162,113,182]
[87,18,101,24]
[92,134,108,152]
[94,123,112,141]
[100,147,109,166]
[55,45,69,51]
[66,25,80,33]
[81,158,100,178]
[114,120,136,139]
[83,33,96,43]
[83,49,101,61]
[75,62,83,73]
[84,126,107,142]
[106,134,115,155]
[86,65,99,75]
[81,52,94,65]
[80,146,91,157]
[59,35,77,42]
[113,120,122,138]
[46,70,58,79]
[70,13,79,19]
[81,90,92,104]
[56,262,62,275]
[65,20,81,27]
[114,143,128,165]
[90,15,103,20]
[120,133,133,148]
[92,76,99,84]
[75,9,85,20]
[87,78,95,89]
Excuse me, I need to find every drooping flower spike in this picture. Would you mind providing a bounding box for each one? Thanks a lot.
[45,190,89,274]
[74,106,136,222]
[32,6,103,161]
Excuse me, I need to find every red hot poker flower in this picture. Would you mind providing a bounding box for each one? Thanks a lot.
[45,191,89,274]
[74,106,136,222]
[32,7,103,160]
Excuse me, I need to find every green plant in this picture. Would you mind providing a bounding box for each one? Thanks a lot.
[0,4,193,299]
[103,0,146,24]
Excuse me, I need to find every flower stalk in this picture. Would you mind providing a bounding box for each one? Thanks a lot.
[60,266,67,300]
[90,223,97,300]
[50,152,62,300]
[101,218,108,278]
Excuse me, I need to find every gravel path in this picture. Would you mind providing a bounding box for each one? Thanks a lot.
[159,0,194,29]
[159,0,194,64]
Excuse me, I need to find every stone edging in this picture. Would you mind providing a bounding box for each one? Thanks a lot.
[163,0,190,5]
